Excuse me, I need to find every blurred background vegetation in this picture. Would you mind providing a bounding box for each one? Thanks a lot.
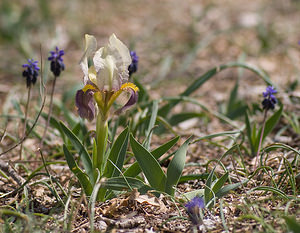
[1,0,300,112]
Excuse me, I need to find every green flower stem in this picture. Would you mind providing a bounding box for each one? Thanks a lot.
[254,109,268,170]
[20,85,31,160]
[95,113,108,175]
[40,75,57,148]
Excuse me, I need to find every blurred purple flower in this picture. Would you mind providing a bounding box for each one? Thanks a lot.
[128,51,138,77]
[48,46,65,76]
[262,86,277,110]
[22,59,40,88]
[185,196,204,225]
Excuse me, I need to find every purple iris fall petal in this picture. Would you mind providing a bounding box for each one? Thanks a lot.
[115,89,138,115]
[75,89,95,121]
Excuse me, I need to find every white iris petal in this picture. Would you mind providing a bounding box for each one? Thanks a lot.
[82,33,131,92]
[80,34,97,85]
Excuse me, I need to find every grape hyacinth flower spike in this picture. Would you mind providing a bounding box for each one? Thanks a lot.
[22,59,40,88]
[128,51,138,77]
[254,85,278,169]
[262,85,277,110]
[20,58,40,160]
[185,196,205,225]
[48,46,65,77]
[40,46,65,148]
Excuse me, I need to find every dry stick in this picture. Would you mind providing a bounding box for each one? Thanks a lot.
[5,160,45,163]
[82,194,92,224]
[0,159,26,186]
[38,148,50,175]
[254,109,268,170]
[0,127,7,142]
[71,192,85,230]
[40,75,57,148]
[19,85,31,161]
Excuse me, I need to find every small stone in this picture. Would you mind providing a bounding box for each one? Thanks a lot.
[95,220,107,231]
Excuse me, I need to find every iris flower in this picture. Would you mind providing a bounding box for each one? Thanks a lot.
[75,34,139,121]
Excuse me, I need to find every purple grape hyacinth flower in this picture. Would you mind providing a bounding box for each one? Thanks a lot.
[48,46,65,76]
[185,196,204,225]
[128,51,138,77]
[262,86,277,110]
[22,59,40,88]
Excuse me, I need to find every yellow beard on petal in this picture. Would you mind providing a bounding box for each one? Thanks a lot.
[82,84,96,93]
[120,82,139,92]
[106,82,139,111]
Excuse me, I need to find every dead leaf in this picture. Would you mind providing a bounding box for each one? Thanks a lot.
[34,186,45,197]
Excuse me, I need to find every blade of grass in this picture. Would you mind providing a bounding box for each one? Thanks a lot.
[130,134,166,191]
[254,104,283,153]
[247,186,289,200]
[60,121,94,184]
[63,145,92,196]
[124,136,179,177]
[143,100,158,150]
[101,177,152,194]
[103,127,129,178]
[159,62,274,117]
[165,138,190,195]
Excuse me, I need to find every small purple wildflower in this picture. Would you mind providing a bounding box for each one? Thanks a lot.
[22,59,40,88]
[185,196,204,225]
[128,51,138,77]
[262,86,277,110]
[48,46,65,76]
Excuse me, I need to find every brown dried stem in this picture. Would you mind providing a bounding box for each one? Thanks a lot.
[39,75,57,148]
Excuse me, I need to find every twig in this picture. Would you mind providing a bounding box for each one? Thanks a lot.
[4,160,44,163]
[38,148,50,176]
[0,126,7,142]
[40,75,57,148]
[71,192,84,230]
[0,159,26,186]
